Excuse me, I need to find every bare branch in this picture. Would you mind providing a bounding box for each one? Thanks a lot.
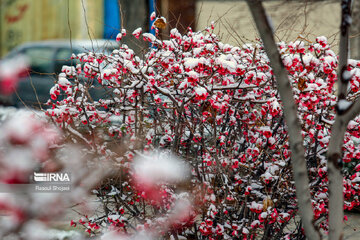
[327,1,352,239]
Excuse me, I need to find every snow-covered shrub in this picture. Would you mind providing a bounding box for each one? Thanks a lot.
[0,110,111,239]
[44,21,360,239]
[0,56,28,95]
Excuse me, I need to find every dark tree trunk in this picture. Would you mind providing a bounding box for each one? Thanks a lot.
[157,0,196,36]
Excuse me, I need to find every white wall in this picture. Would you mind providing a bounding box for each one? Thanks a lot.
[196,1,340,51]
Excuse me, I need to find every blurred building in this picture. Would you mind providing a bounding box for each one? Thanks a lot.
[2,0,359,59]
[0,0,102,57]
[196,1,340,49]
[157,0,196,35]
[196,0,360,59]
[0,0,147,57]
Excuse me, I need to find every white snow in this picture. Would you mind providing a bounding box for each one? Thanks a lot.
[156,16,167,24]
[184,58,200,68]
[58,74,71,87]
[342,70,353,81]
[170,28,181,38]
[338,99,352,112]
[345,15,352,25]
[250,201,263,211]
[187,70,199,78]
[304,83,319,91]
[0,55,28,77]
[150,12,156,21]
[133,150,190,184]
[324,56,336,65]
[216,54,236,72]
[195,87,207,95]
[107,185,120,196]
[317,36,327,43]
[317,192,327,199]
[143,33,156,42]
[352,177,360,183]
[132,28,142,36]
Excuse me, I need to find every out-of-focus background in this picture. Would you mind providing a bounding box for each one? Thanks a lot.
[1,0,360,58]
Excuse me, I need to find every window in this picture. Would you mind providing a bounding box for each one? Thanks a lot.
[54,48,79,74]
[23,47,55,74]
